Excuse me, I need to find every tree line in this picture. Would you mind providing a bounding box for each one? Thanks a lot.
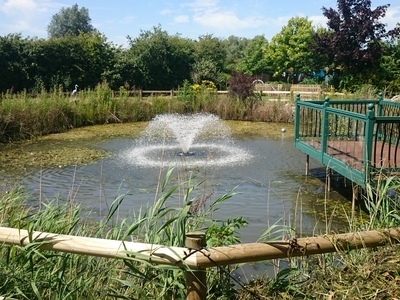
[1,0,399,95]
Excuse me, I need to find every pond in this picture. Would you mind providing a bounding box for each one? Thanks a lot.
[1,115,354,243]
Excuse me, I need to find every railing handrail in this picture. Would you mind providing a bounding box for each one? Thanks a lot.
[296,101,325,110]
[297,99,378,105]
[376,116,400,122]
[325,106,368,121]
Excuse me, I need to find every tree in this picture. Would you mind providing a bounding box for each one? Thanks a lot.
[314,0,400,89]
[126,26,195,89]
[268,17,316,83]
[0,34,31,92]
[191,58,219,84]
[379,39,400,94]
[47,4,95,38]
[192,34,227,87]
[228,72,255,101]
[28,32,117,91]
[194,34,226,71]
[222,35,250,74]
[237,35,270,76]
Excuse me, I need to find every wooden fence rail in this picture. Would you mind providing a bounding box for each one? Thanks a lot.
[1,226,400,299]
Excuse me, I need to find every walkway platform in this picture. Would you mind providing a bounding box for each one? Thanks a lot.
[294,93,400,189]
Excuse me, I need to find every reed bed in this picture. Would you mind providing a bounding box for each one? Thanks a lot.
[0,83,295,143]
[0,81,380,143]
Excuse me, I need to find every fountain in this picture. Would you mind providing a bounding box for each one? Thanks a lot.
[121,113,252,168]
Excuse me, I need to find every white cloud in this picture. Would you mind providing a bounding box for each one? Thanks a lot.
[113,34,129,47]
[384,5,400,29]
[187,0,219,13]
[1,0,37,14]
[309,15,328,28]
[174,15,189,23]
[0,0,60,37]
[306,5,399,32]
[159,8,173,16]
[184,0,269,34]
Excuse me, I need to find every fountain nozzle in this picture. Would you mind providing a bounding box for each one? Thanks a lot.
[177,151,195,157]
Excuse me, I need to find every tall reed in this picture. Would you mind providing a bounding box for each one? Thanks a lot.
[363,174,400,229]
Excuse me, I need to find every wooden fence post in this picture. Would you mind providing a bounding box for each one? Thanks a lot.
[185,232,207,300]
[326,167,332,192]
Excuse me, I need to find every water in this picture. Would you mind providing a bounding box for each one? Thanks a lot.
[11,114,352,243]
[22,137,312,236]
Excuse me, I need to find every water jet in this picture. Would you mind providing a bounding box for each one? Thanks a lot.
[121,113,252,168]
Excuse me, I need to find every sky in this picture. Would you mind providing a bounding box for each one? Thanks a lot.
[0,0,399,47]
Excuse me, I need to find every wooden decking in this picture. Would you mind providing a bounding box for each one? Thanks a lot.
[307,140,400,171]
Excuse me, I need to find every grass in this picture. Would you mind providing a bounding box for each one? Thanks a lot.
[237,244,400,299]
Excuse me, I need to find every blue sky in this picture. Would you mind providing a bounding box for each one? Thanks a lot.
[0,0,399,47]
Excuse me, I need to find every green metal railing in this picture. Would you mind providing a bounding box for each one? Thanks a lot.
[294,93,400,188]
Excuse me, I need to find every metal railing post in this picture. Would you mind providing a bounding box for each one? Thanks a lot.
[321,96,330,161]
[377,92,383,117]
[376,92,383,140]
[364,103,376,183]
[294,93,301,143]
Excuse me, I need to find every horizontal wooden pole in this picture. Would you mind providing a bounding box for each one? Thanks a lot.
[141,90,174,93]
[0,227,190,267]
[194,228,400,268]
[0,227,399,269]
